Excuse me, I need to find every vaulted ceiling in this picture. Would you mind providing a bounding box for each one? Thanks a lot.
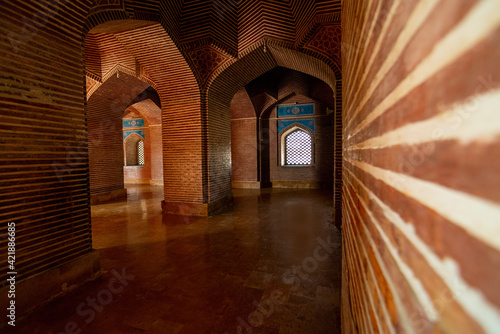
[232,67,335,119]
[161,0,341,55]
[85,0,341,96]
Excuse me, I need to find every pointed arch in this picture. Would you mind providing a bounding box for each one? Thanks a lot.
[82,10,205,213]
[207,45,340,212]
[124,133,145,166]
[278,123,315,166]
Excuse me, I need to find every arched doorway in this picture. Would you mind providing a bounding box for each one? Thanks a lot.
[207,45,341,222]
[229,67,335,190]
[122,89,163,186]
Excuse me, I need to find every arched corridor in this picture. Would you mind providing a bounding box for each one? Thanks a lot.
[230,67,335,190]
[1,0,500,333]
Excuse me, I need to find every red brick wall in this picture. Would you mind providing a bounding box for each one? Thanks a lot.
[342,1,500,332]
[0,0,95,299]
[231,88,258,182]
[231,119,259,182]
[149,125,163,185]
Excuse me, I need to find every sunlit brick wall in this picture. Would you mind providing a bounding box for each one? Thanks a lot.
[341,1,500,332]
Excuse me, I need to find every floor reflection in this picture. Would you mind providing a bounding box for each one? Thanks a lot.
[17,185,341,334]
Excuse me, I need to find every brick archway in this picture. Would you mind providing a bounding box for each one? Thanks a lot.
[87,72,150,203]
[207,45,342,223]
[123,133,144,166]
[82,12,208,215]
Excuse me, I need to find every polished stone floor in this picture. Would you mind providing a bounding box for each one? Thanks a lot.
[17,185,341,334]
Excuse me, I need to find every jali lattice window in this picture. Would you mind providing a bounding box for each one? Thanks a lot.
[125,135,145,166]
[284,129,312,165]
[137,140,145,166]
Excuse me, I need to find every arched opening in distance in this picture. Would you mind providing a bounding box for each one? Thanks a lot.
[227,65,335,189]
[84,17,164,204]
[122,88,163,186]
[84,13,201,214]
[208,44,338,200]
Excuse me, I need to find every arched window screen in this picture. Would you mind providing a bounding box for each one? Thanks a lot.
[125,136,145,166]
[137,141,145,166]
[285,129,312,165]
